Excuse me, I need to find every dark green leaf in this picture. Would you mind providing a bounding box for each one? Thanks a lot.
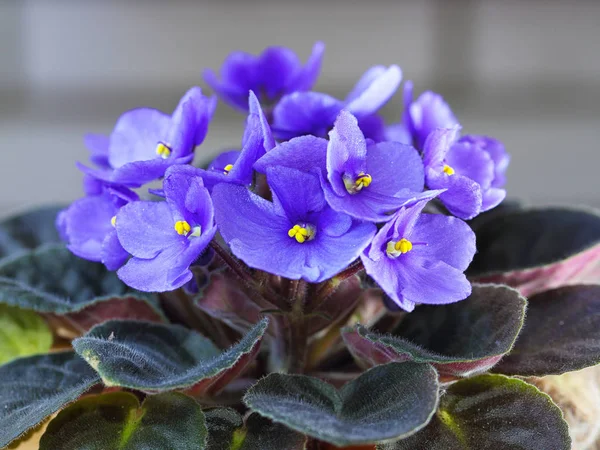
[0,304,53,364]
[0,245,159,315]
[244,362,439,447]
[0,351,100,448]
[39,391,207,450]
[468,207,600,296]
[495,284,600,376]
[0,206,63,259]
[343,284,526,377]
[378,374,570,450]
[73,318,268,393]
[205,408,307,450]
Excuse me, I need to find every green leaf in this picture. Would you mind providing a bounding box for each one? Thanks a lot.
[343,284,526,377]
[244,362,439,447]
[378,374,570,450]
[0,351,100,448]
[0,303,53,364]
[73,318,268,393]
[468,207,600,297]
[205,409,307,450]
[494,284,600,376]
[0,206,63,260]
[0,245,159,315]
[39,391,207,450]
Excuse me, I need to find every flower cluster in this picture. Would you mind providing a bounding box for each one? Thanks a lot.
[58,42,508,311]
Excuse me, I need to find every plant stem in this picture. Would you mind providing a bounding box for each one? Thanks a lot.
[288,279,309,373]
[309,260,365,311]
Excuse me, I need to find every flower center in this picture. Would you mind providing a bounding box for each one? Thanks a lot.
[443,164,455,176]
[287,224,316,244]
[386,238,413,258]
[156,142,172,159]
[174,220,201,238]
[343,172,372,194]
[223,164,234,174]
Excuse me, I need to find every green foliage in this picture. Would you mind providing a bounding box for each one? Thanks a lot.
[0,303,53,365]
[39,392,207,450]
[378,374,570,450]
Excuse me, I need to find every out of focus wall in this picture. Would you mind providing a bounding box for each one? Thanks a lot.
[0,0,599,217]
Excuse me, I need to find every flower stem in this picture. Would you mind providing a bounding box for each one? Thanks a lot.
[288,279,309,373]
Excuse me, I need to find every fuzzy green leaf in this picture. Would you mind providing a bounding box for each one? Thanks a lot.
[495,284,600,376]
[0,303,53,365]
[205,408,307,450]
[39,391,207,450]
[469,207,600,297]
[73,318,268,393]
[378,374,570,450]
[0,244,159,316]
[0,351,100,448]
[244,362,439,447]
[343,284,526,376]
[0,206,63,260]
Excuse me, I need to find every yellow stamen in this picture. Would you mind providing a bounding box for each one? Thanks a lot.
[443,164,455,176]
[287,224,316,244]
[110,216,117,227]
[174,220,191,236]
[344,172,373,194]
[156,142,172,159]
[386,238,413,258]
[223,164,234,174]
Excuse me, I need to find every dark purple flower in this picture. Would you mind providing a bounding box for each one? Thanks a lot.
[57,184,137,270]
[204,42,325,112]
[212,166,376,282]
[423,127,508,219]
[360,197,476,312]
[115,166,216,292]
[256,110,435,222]
[194,91,275,191]
[403,80,460,150]
[78,87,216,187]
[271,65,402,140]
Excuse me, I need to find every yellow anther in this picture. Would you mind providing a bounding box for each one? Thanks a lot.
[174,220,191,236]
[110,216,117,227]
[156,142,172,159]
[223,164,234,174]
[355,173,372,189]
[443,164,455,176]
[386,238,413,258]
[287,224,315,244]
[344,172,373,194]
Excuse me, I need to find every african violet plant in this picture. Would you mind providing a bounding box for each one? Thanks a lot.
[1,42,600,450]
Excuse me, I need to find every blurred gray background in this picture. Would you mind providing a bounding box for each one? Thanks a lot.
[1,0,599,218]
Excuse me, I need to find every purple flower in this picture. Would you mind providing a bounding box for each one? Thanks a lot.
[256,110,435,222]
[271,65,402,140]
[78,87,216,187]
[423,127,508,219]
[212,166,376,282]
[360,197,476,312]
[115,166,216,292]
[193,91,275,191]
[403,80,460,150]
[204,42,325,112]
[57,184,137,270]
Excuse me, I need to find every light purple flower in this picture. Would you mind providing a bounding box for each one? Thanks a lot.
[361,197,476,312]
[204,42,325,112]
[193,91,275,191]
[212,166,376,282]
[57,183,137,270]
[403,80,460,150]
[115,166,216,292]
[423,127,508,219]
[78,87,216,187]
[271,65,402,140]
[256,110,435,222]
